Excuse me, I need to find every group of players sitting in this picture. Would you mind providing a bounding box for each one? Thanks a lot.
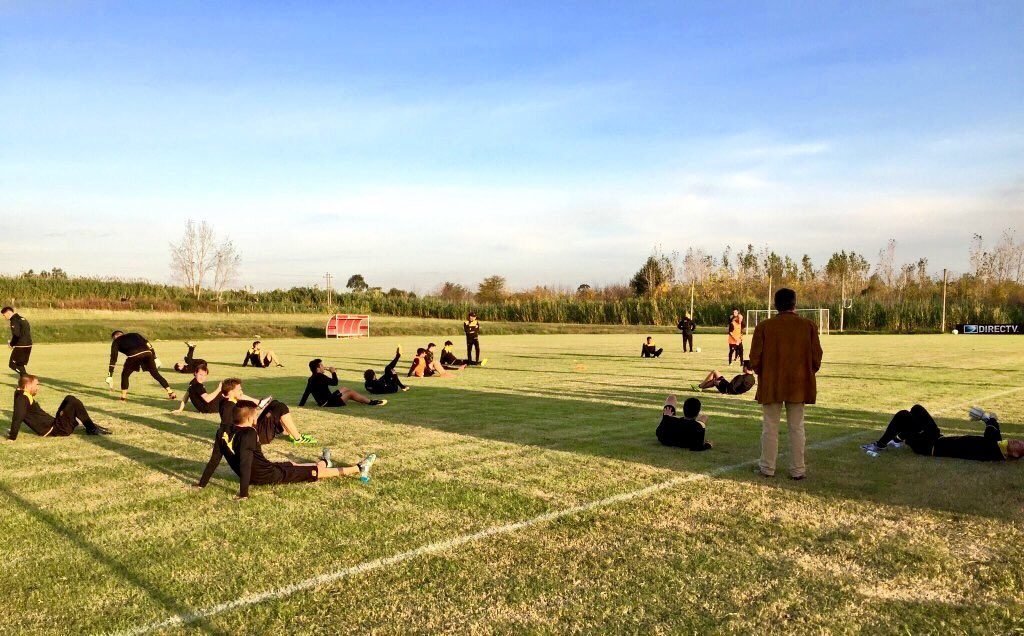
[407,341,487,377]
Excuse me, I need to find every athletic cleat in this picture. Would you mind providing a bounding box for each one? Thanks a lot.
[401,386,410,392]
[320,447,333,468]
[368,399,387,407]
[183,341,196,347]
[258,396,273,410]
[359,453,377,483]
[886,440,904,449]
[290,434,318,445]
[87,425,112,435]
[861,443,885,453]
[690,384,700,392]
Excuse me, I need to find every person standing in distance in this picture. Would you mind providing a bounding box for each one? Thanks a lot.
[2,306,32,377]
[677,312,696,353]
[464,312,481,363]
[748,288,822,480]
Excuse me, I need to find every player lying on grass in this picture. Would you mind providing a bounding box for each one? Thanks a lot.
[242,340,283,368]
[440,340,486,368]
[693,363,756,395]
[173,341,205,374]
[301,359,387,407]
[641,337,664,358]
[219,378,317,445]
[861,404,1024,461]
[656,395,712,451]
[196,402,377,499]
[364,347,410,395]
[7,374,110,440]
[107,330,176,401]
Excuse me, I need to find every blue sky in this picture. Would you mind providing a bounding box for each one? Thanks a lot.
[1,1,1022,291]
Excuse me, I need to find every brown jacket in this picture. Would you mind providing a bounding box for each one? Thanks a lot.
[748,312,823,405]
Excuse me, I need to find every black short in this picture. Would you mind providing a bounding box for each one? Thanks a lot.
[10,347,31,365]
[327,391,346,407]
[276,463,318,484]
[256,401,289,443]
[124,351,155,374]
[715,377,733,394]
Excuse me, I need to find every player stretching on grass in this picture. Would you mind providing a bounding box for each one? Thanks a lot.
[860,404,1024,461]
[196,402,376,499]
[464,312,482,363]
[641,337,663,358]
[693,363,756,395]
[300,359,386,407]
[7,374,110,440]
[364,347,410,395]
[173,341,205,374]
[242,340,283,368]
[107,331,176,401]
[3,306,32,376]
[656,395,712,451]
[440,340,485,368]
[218,378,316,445]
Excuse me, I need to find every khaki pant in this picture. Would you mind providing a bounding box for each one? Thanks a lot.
[759,402,806,477]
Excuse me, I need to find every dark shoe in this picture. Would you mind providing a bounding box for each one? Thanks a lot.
[790,474,806,481]
[87,425,112,435]
[753,467,773,477]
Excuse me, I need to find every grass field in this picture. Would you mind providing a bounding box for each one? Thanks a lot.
[16,309,688,343]
[2,332,1024,634]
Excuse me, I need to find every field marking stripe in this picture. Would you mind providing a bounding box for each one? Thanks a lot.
[117,429,863,636]
[931,386,1024,415]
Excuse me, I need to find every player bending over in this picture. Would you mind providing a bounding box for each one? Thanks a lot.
[219,378,316,445]
[656,395,712,451]
[301,359,386,407]
[173,341,205,374]
[440,340,486,368]
[364,347,410,395]
[196,402,377,499]
[242,340,283,368]
[7,374,110,440]
[641,337,664,358]
[861,404,1024,461]
[3,306,32,376]
[694,363,756,395]
[107,330,176,401]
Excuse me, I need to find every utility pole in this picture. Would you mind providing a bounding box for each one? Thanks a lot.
[689,282,695,319]
[941,268,948,334]
[324,272,334,308]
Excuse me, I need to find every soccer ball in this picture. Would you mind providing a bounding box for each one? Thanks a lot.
[951,329,958,335]
[695,347,702,353]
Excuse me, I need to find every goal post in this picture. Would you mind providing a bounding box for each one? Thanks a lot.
[746,308,830,335]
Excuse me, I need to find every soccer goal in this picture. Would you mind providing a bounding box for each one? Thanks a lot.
[746,308,830,335]
[325,314,370,338]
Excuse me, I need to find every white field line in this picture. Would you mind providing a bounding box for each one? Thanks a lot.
[117,387,1017,635]
[117,430,863,636]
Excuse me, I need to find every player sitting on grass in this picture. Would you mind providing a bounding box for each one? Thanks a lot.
[7,374,110,440]
[242,340,283,368]
[641,337,664,358]
[861,404,1024,461]
[172,362,223,414]
[173,341,205,374]
[440,340,486,368]
[219,378,317,445]
[425,343,460,375]
[656,395,712,451]
[196,402,377,499]
[107,330,177,401]
[693,363,756,395]
[301,359,386,407]
[364,347,410,395]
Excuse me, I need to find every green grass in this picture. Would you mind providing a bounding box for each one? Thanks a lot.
[2,332,1024,634]
[19,309,689,343]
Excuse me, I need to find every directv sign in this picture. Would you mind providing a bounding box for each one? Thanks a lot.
[956,324,1023,335]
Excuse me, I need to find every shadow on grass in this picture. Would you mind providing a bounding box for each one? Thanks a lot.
[348,384,1024,521]
[0,482,228,636]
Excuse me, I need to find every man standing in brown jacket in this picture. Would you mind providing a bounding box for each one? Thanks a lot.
[748,288,823,480]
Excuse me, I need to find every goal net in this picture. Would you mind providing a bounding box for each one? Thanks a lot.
[745,308,830,335]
